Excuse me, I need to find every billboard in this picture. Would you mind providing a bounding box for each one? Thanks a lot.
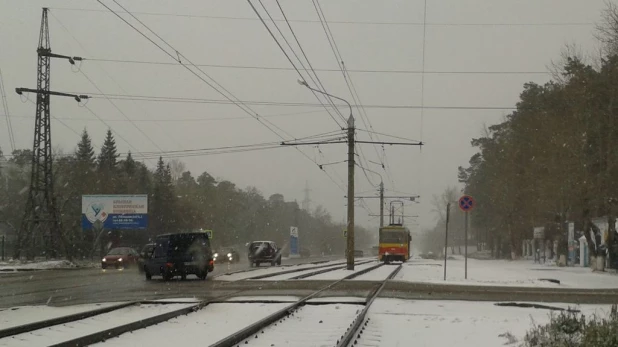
[290,226,299,257]
[82,195,148,230]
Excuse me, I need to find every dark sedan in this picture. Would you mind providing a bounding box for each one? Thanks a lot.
[102,247,139,269]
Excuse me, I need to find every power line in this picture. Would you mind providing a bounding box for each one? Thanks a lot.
[81,103,153,164]
[312,0,396,190]
[272,0,346,123]
[47,8,596,27]
[248,0,345,126]
[82,58,551,75]
[50,11,184,152]
[80,92,518,110]
[101,0,298,141]
[0,68,16,152]
[97,0,347,192]
[4,109,329,122]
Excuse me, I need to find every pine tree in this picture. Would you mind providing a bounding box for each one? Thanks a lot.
[98,129,119,170]
[123,151,136,177]
[76,128,95,167]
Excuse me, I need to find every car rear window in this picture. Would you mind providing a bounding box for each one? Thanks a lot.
[108,248,131,255]
[168,234,211,255]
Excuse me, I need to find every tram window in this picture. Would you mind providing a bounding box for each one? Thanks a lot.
[380,231,405,243]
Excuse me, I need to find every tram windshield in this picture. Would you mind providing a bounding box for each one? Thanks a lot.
[380,230,406,243]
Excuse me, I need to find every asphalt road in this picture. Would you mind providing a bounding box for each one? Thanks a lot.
[3,256,618,308]
[0,256,338,308]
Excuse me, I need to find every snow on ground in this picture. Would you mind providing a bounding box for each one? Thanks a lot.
[351,264,400,281]
[258,263,345,281]
[302,262,380,280]
[0,302,123,331]
[150,298,200,303]
[395,257,618,288]
[225,296,300,302]
[0,260,77,272]
[0,303,194,347]
[308,297,366,304]
[214,260,350,281]
[353,298,611,347]
[94,302,292,347]
[238,303,364,346]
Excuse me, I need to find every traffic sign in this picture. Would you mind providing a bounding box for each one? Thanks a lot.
[343,229,347,238]
[458,195,475,212]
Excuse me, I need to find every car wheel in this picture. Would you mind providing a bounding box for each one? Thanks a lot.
[163,272,173,281]
[255,262,260,267]
[199,271,207,280]
[181,273,187,281]
[101,264,107,270]
[145,270,152,280]
[276,258,281,266]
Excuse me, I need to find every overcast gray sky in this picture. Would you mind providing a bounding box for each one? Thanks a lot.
[0,0,608,231]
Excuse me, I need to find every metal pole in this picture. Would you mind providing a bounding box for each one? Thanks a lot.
[444,203,450,281]
[346,115,355,270]
[465,211,469,279]
[379,181,384,227]
[1,235,4,261]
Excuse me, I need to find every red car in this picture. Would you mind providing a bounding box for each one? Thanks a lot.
[102,247,139,269]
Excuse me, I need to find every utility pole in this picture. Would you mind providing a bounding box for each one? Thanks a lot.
[346,114,355,270]
[302,181,311,211]
[379,181,384,227]
[291,80,423,270]
[444,202,450,281]
[15,8,85,259]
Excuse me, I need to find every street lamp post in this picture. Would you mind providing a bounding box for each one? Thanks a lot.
[298,80,356,270]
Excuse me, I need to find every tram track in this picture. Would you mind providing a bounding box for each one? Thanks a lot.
[0,260,388,347]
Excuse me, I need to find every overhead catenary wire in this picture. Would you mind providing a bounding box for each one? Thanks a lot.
[79,92,519,110]
[97,0,347,192]
[248,0,345,126]
[80,58,551,75]
[312,0,395,189]
[48,7,596,27]
[50,11,185,152]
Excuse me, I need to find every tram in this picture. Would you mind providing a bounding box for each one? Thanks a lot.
[378,201,412,263]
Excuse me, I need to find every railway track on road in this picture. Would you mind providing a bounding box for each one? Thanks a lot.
[0,260,390,347]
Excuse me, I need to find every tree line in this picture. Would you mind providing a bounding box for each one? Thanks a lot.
[454,4,618,262]
[0,129,375,260]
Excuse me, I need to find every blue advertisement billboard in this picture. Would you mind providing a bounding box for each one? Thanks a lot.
[82,195,148,230]
[290,226,299,257]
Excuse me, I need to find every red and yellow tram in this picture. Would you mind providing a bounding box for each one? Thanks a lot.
[378,224,411,263]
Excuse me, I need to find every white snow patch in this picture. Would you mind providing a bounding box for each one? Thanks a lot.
[351,264,400,281]
[260,263,345,281]
[396,258,618,288]
[225,296,300,302]
[0,303,123,330]
[239,304,364,346]
[0,260,76,271]
[150,298,200,303]
[215,260,345,281]
[302,262,379,280]
[95,302,291,347]
[0,303,194,347]
[354,299,610,347]
[307,297,366,304]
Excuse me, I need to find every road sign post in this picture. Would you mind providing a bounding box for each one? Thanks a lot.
[458,195,476,280]
[444,202,450,281]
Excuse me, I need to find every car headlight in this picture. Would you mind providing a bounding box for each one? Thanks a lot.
[227,253,232,258]
[102,258,106,262]
[118,258,123,262]
[214,253,219,258]
[229,257,233,261]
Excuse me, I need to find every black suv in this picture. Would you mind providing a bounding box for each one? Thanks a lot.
[248,241,281,267]
[144,232,214,281]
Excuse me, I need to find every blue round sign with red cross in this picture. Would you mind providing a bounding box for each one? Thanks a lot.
[458,195,475,212]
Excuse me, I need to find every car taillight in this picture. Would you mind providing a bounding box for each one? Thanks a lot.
[165,262,174,268]
[209,260,214,266]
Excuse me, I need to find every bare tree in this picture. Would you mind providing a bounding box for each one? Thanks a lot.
[168,159,186,183]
